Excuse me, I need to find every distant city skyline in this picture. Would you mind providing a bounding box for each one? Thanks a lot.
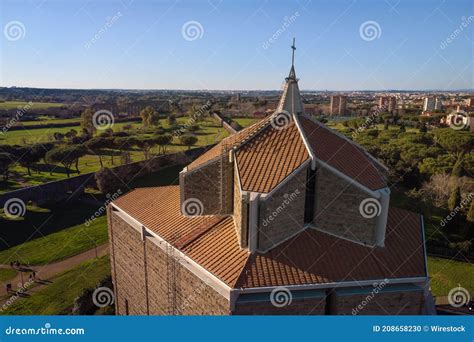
[1,0,473,91]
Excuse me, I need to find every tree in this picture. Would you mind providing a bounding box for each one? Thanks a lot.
[136,137,158,160]
[14,146,37,176]
[46,145,86,178]
[80,107,96,135]
[467,200,474,223]
[148,111,161,127]
[114,136,138,164]
[168,114,177,126]
[85,137,107,167]
[155,135,172,154]
[384,119,389,130]
[179,135,198,150]
[140,106,155,127]
[448,186,461,212]
[95,167,121,194]
[0,153,14,181]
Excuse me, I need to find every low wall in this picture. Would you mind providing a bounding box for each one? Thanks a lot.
[212,113,238,134]
[0,146,210,207]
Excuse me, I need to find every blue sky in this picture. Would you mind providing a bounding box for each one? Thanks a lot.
[1,0,472,90]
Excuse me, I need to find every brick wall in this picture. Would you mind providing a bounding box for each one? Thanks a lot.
[109,211,230,315]
[181,156,233,215]
[258,165,307,252]
[336,289,424,315]
[314,166,377,246]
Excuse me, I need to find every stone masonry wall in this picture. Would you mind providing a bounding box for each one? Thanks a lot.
[233,297,326,315]
[336,289,424,315]
[258,165,307,252]
[181,156,233,215]
[233,168,248,248]
[314,166,377,246]
[109,211,230,315]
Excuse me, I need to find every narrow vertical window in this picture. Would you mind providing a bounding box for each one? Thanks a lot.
[304,167,317,224]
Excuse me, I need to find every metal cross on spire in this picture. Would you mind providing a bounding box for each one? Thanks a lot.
[291,37,296,67]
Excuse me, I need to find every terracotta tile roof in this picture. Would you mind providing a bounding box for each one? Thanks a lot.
[187,116,272,171]
[235,121,309,193]
[182,216,250,287]
[236,207,426,288]
[112,186,248,287]
[299,116,386,191]
[112,186,227,246]
[113,186,426,289]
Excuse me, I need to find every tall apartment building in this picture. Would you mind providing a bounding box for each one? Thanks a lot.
[378,96,397,113]
[423,97,442,112]
[330,95,347,116]
[107,44,433,316]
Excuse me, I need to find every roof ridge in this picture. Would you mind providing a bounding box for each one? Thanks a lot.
[302,114,388,172]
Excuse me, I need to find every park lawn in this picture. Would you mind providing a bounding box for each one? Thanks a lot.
[0,268,18,282]
[0,216,108,265]
[0,117,227,193]
[233,117,258,127]
[427,256,474,297]
[17,118,81,126]
[0,255,110,315]
[0,101,65,110]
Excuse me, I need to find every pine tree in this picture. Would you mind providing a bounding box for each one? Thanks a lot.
[448,187,461,212]
[467,200,474,223]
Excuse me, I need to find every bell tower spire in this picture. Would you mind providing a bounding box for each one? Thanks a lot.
[277,37,303,115]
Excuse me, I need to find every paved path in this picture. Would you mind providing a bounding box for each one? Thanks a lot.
[0,244,109,302]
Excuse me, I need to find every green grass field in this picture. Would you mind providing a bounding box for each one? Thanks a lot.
[0,117,228,193]
[0,216,108,265]
[0,101,65,110]
[427,256,474,297]
[0,255,111,315]
[0,268,18,282]
[233,117,258,127]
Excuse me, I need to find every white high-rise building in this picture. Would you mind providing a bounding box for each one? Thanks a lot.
[423,97,435,111]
